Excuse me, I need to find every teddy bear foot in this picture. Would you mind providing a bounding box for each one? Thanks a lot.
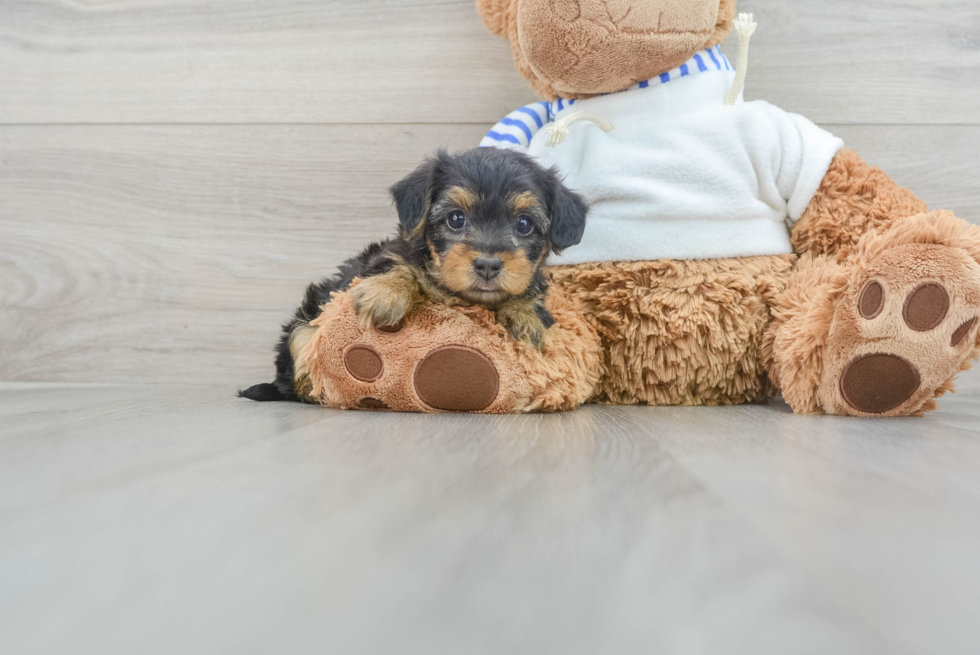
[819,242,980,416]
[300,284,602,413]
[308,305,513,413]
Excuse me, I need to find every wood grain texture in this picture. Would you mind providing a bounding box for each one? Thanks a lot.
[738,0,980,125]
[3,123,979,384]
[0,0,537,125]
[1,381,979,654]
[605,376,980,655]
[0,0,978,125]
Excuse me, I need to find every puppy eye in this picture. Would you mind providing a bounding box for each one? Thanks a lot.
[514,216,533,236]
[447,210,467,231]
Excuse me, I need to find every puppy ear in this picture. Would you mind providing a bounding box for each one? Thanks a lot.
[389,152,443,236]
[548,176,588,254]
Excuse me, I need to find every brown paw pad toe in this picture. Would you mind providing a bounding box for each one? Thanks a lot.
[952,318,977,347]
[840,353,921,414]
[375,320,405,334]
[344,345,384,382]
[858,280,885,319]
[413,345,499,412]
[358,397,390,410]
[903,283,949,332]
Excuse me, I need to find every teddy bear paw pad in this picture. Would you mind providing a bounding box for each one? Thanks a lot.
[357,397,390,410]
[839,353,921,414]
[952,318,977,347]
[902,283,949,331]
[823,246,980,416]
[413,345,499,412]
[375,320,405,334]
[344,345,384,382]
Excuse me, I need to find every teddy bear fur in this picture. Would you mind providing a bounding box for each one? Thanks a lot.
[301,0,980,416]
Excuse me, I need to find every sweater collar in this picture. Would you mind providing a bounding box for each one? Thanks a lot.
[546,45,732,121]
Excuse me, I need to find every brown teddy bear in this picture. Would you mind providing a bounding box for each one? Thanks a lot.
[300,0,980,417]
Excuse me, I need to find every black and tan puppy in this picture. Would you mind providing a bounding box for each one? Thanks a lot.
[241,147,588,402]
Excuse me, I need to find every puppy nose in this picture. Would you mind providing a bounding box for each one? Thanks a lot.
[473,257,503,280]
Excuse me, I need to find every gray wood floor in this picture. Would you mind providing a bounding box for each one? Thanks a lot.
[2,379,980,654]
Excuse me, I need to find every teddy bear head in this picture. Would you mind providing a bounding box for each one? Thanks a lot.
[476,0,737,100]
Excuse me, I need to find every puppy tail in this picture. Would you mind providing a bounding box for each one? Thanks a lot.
[238,382,287,402]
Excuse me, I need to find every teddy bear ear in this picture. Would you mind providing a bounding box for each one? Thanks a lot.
[475,0,516,38]
[705,0,738,48]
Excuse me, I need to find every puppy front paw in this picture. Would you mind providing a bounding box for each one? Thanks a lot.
[496,300,549,350]
[350,269,420,329]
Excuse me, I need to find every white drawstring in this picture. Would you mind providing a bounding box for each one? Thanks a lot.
[725,13,757,106]
[544,110,614,147]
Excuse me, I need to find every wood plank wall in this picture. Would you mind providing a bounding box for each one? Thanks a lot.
[2,0,979,385]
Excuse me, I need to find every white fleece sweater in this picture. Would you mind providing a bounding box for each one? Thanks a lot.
[480,47,844,265]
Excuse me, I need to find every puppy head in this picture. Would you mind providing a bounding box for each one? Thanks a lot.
[389,148,588,305]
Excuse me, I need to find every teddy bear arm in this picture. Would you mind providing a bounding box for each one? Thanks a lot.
[790,148,929,259]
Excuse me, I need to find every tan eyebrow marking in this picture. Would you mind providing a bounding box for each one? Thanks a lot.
[444,186,476,212]
[511,191,540,213]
